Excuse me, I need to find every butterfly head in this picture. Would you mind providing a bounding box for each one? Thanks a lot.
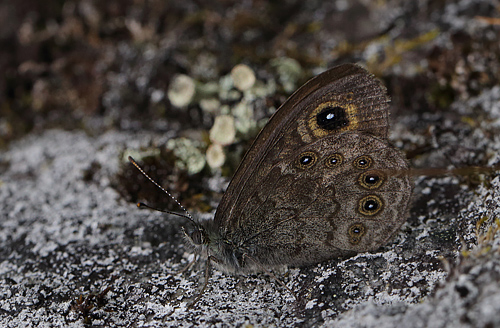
[180,223,209,251]
[189,228,208,246]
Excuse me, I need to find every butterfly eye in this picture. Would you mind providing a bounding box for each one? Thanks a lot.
[325,153,343,168]
[353,155,373,169]
[190,230,205,245]
[316,106,349,130]
[297,152,317,169]
[348,223,366,245]
[358,195,383,216]
[358,170,385,189]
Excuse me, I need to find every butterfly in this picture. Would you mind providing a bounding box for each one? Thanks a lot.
[129,63,412,301]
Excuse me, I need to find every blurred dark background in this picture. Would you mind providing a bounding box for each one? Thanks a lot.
[0,1,496,137]
[0,0,499,154]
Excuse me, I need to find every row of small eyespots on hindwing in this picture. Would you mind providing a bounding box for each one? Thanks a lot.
[296,152,385,245]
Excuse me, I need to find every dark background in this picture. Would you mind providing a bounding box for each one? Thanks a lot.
[1,1,500,327]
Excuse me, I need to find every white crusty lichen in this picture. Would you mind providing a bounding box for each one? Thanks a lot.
[231,64,256,91]
[209,115,236,146]
[206,143,226,169]
[167,74,196,108]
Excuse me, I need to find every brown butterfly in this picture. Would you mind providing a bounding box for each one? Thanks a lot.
[129,63,412,299]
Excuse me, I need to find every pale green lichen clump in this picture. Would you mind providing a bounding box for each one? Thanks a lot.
[231,64,256,91]
[209,115,236,146]
[165,60,303,170]
[206,143,225,169]
[270,57,302,93]
[167,74,196,108]
[232,100,256,135]
[166,137,206,174]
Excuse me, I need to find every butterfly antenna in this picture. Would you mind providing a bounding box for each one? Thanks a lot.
[128,156,198,227]
[136,202,194,221]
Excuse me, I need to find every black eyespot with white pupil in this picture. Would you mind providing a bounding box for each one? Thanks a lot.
[358,159,368,166]
[348,223,366,245]
[354,155,373,169]
[359,170,385,189]
[364,199,379,211]
[297,152,317,169]
[325,153,343,168]
[365,174,379,184]
[351,226,362,234]
[358,195,383,216]
[300,155,313,165]
[316,106,349,130]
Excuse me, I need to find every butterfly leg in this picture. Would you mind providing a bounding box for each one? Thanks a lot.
[178,254,199,275]
[242,253,296,300]
[187,255,219,308]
